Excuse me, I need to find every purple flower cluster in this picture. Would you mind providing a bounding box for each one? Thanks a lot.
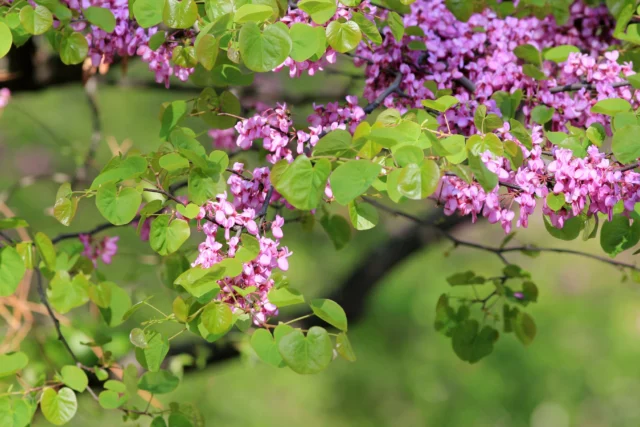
[354,0,615,133]
[79,234,119,266]
[234,98,364,163]
[436,121,640,234]
[191,179,292,325]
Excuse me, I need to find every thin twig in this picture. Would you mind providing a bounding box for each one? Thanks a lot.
[363,197,640,272]
[74,76,101,186]
[34,269,79,363]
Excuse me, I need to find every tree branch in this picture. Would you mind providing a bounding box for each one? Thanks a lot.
[34,269,79,363]
[363,197,640,272]
[549,80,630,93]
[363,72,403,114]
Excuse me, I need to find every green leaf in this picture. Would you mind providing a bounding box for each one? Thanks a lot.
[0,247,26,297]
[53,183,77,227]
[600,213,640,256]
[468,154,498,192]
[422,95,459,112]
[176,203,200,219]
[313,129,352,156]
[133,0,164,27]
[251,328,285,367]
[514,312,536,345]
[351,12,381,44]
[234,4,273,23]
[97,281,131,327]
[394,145,424,167]
[150,216,191,256]
[445,0,474,21]
[48,272,90,314]
[0,395,33,427]
[592,98,632,116]
[298,0,336,24]
[195,34,219,70]
[135,331,169,372]
[278,327,333,374]
[543,215,582,241]
[159,152,189,172]
[35,232,56,270]
[61,366,88,393]
[19,5,53,35]
[267,286,305,307]
[330,160,381,205]
[188,167,225,206]
[543,44,579,63]
[84,6,116,32]
[0,217,28,231]
[96,183,141,225]
[546,193,566,212]
[446,271,485,286]
[0,352,28,377]
[98,390,125,409]
[513,43,541,66]
[174,265,225,298]
[396,159,440,200]
[320,214,352,250]
[130,328,148,348]
[387,11,404,42]
[347,200,378,230]
[160,101,188,139]
[451,320,498,363]
[326,20,362,53]
[290,23,325,62]
[239,22,292,72]
[138,370,180,394]
[201,302,233,335]
[271,156,330,210]
[522,64,546,80]
[336,332,356,362]
[59,33,88,65]
[163,0,198,29]
[40,387,77,426]
[90,155,148,189]
[310,298,347,331]
[509,119,533,150]
[613,124,640,164]
[531,105,555,124]
[0,23,12,59]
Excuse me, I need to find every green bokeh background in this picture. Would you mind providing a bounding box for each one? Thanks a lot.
[1,66,640,427]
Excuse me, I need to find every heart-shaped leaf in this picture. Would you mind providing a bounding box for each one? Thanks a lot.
[277,326,333,374]
[239,22,292,72]
[149,215,191,255]
[96,183,142,225]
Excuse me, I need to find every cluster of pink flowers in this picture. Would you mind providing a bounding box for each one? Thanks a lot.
[436,120,640,234]
[0,88,10,109]
[536,51,638,130]
[235,103,295,163]
[79,234,119,267]
[227,163,272,211]
[353,0,615,133]
[234,97,365,163]
[308,95,365,134]
[136,30,195,88]
[59,0,193,87]
[192,178,292,325]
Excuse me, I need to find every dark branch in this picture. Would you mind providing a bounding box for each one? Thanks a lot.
[363,72,403,114]
[35,269,79,363]
[51,220,130,244]
[549,80,630,93]
[364,197,640,272]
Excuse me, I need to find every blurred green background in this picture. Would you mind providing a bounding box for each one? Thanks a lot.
[2,64,640,427]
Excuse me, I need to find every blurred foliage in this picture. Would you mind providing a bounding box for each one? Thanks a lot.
[2,67,640,427]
